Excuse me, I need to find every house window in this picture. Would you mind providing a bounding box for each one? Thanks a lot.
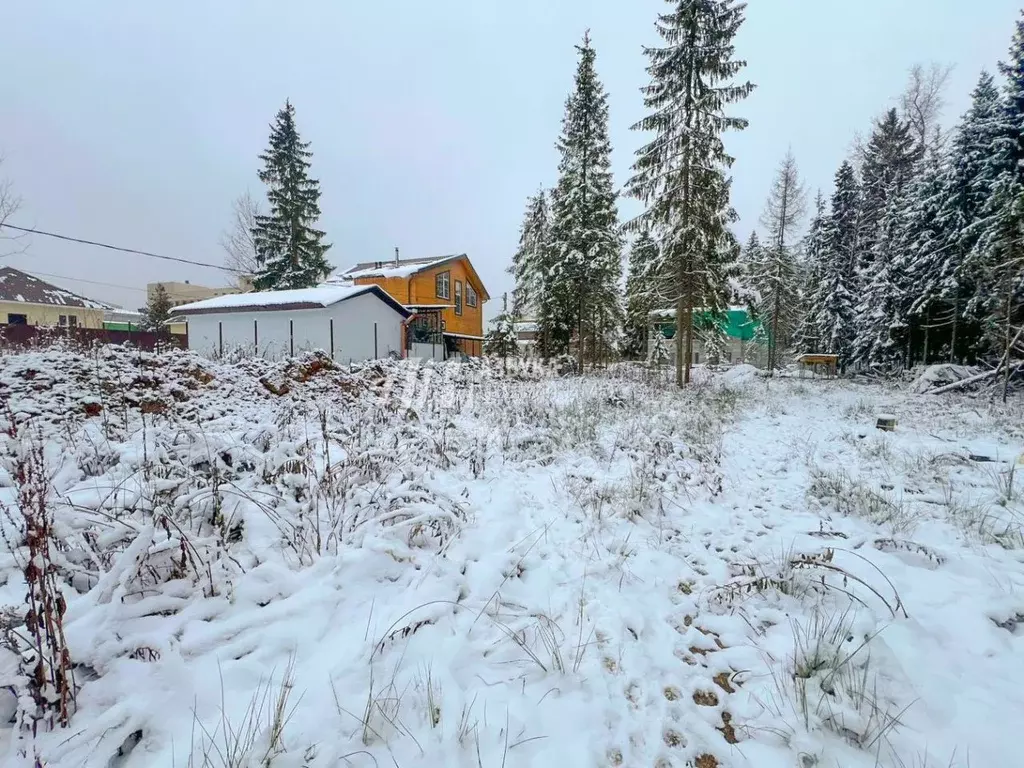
[466,283,478,308]
[454,280,463,316]
[436,271,450,300]
[59,315,78,328]
[6,314,27,325]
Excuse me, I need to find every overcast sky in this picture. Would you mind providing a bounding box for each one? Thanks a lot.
[1,1,1021,313]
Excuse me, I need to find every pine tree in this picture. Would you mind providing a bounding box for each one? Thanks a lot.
[973,180,1024,399]
[794,191,827,353]
[547,32,622,370]
[508,188,564,356]
[752,151,806,373]
[627,0,755,387]
[623,231,661,360]
[924,72,1009,362]
[512,197,547,311]
[895,138,951,365]
[251,101,332,291]
[485,293,521,372]
[858,108,921,272]
[817,162,860,368]
[967,15,1024,379]
[509,189,550,321]
[854,182,914,372]
[141,283,172,335]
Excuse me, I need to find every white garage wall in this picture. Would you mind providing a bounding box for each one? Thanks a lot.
[330,292,404,363]
[185,292,406,363]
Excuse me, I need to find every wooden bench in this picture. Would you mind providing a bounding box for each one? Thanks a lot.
[796,353,839,378]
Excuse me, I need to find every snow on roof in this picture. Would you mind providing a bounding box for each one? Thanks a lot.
[104,307,144,320]
[0,267,109,309]
[173,284,412,317]
[341,254,458,280]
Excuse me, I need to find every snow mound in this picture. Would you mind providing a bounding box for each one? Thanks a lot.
[910,363,981,394]
[721,363,759,384]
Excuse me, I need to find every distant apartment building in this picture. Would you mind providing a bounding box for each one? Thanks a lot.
[148,280,244,309]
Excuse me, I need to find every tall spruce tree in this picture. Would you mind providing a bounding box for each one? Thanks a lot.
[894,138,951,365]
[817,162,860,368]
[627,0,755,386]
[794,191,827,353]
[739,231,764,304]
[510,190,551,316]
[922,73,1007,362]
[547,32,622,370]
[968,14,1024,379]
[752,151,806,373]
[251,101,331,291]
[854,181,914,371]
[623,230,661,359]
[858,109,921,273]
[509,189,566,357]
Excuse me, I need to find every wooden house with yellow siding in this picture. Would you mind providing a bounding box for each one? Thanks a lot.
[338,253,489,358]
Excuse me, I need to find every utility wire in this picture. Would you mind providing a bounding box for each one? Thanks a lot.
[29,271,148,294]
[0,222,238,273]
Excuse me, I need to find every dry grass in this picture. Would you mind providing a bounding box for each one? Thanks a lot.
[188,656,299,768]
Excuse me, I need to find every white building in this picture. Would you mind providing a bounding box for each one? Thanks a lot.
[174,285,412,363]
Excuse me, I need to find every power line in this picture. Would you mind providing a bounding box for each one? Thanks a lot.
[0,222,238,273]
[29,270,148,294]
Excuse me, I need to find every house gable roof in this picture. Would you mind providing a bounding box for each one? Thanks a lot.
[340,253,490,301]
[172,284,413,318]
[0,267,108,309]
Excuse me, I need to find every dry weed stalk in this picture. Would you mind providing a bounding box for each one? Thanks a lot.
[0,412,76,737]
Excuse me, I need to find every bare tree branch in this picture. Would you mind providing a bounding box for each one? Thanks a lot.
[220,191,262,286]
[900,62,954,150]
[0,155,26,258]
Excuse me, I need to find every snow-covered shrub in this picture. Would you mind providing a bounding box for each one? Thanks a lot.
[770,607,909,757]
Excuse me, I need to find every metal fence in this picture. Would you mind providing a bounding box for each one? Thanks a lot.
[0,325,187,352]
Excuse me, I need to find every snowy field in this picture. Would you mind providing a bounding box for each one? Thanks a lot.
[0,347,1022,768]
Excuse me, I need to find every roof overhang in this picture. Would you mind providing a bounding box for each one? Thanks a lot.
[175,284,412,319]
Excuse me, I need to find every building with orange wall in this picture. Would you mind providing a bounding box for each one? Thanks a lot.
[337,253,490,357]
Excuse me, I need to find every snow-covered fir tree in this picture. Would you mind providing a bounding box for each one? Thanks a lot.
[972,179,1024,398]
[794,191,827,353]
[930,72,1009,362]
[741,231,764,273]
[752,151,806,373]
[627,0,755,386]
[854,180,914,372]
[485,293,521,370]
[893,137,952,365]
[547,32,622,369]
[509,189,550,322]
[623,230,661,360]
[141,283,172,335]
[251,101,331,291]
[817,162,860,368]
[509,189,561,355]
[968,15,1024,378]
[858,108,921,273]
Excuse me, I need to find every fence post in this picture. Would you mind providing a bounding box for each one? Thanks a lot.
[374,322,378,359]
[254,319,259,355]
[329,318,334,360]
[289,319,294,358]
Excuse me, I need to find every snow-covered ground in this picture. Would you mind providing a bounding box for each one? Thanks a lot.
[1,347,1022,768]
